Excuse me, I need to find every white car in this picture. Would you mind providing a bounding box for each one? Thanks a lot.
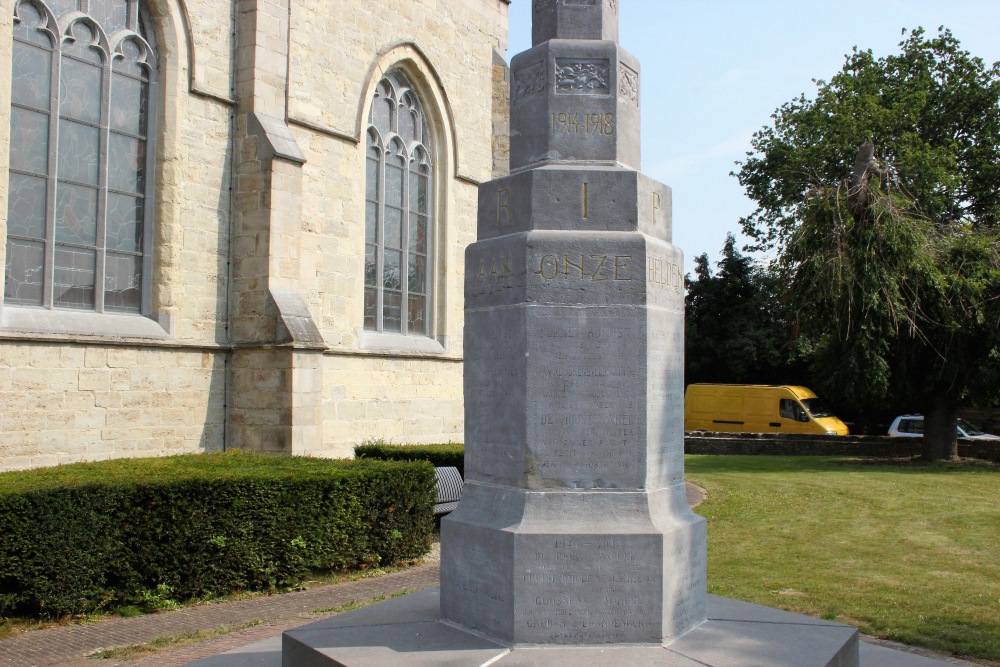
[887,414,1000,440]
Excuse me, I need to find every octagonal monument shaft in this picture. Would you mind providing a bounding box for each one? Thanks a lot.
[440,0,707,646]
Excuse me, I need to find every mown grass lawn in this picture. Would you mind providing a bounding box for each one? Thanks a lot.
[685,455,1000,664]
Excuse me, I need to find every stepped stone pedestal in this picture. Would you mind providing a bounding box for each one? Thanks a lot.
[440,0,702,646]
[281,2,860,664]
[282,590,860,666]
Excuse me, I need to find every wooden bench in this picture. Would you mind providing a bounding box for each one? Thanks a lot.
[434,466,463,515]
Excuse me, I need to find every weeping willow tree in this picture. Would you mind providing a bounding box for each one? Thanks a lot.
[787,143,1000,459]
[737,28,1000,459]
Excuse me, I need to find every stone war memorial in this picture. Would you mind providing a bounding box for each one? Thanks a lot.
[280,1,862,664]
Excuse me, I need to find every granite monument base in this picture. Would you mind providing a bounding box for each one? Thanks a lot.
[440,483,706,645]
[280,589,860,667]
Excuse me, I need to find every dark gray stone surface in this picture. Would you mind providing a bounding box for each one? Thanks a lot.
[477,167,672,242]
[278,590,869,666]
[441,486,706,644]
[511,41,641,171]
[531,0,620,47]
[182,637,282,667]
[439,0,704,649]
[448,215,701,645]
[858,643,968,667]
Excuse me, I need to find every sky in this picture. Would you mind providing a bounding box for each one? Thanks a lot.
[504,0,1000,276]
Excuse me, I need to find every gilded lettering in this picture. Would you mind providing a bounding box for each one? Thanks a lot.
[538,255,559,280]
[498,188,512,227]
[551,111,616,136]
[582,181,589,219]
[589,254,608,281]
[647,256,681,292]
[533,254,636,282]
[475,254,513,293]
[564,255,585,279]
[614,255,631,281]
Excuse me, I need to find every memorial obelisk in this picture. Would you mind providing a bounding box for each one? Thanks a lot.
[282,3,862,662]
[440,0,707,645]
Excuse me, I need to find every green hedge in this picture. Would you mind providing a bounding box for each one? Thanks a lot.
[354,442,465,477]
[0,452,435,617]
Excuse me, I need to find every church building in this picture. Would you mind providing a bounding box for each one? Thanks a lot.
[0,0,511,471]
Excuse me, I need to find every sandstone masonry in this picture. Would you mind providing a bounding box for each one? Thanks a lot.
[0,0,509,471]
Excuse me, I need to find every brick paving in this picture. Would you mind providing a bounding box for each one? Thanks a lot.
[0,563,439,667]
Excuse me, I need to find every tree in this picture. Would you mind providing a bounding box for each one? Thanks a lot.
[685,234,802,386]
[735,28,1000,459]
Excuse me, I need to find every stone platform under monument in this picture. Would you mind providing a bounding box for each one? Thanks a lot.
[280,589,862,667]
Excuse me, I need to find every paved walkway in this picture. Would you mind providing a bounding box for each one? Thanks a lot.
[0,563,440,667]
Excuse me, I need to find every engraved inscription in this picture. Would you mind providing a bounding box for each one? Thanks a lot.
[652,192,661,225]
[451,541,509,618]
[476,255,513,294]
[556,59,611,94]
[619,63,638,105]
[647,256,683,293]
[582,182,589,219]
[529,315,645,478]
[536,255,632,282]
[497,188,513,227]
[513,61,546,105]
[551,112,615,135]
[516,536,658,642]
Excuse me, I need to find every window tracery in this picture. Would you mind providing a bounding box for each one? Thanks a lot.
[5,0,156,314]
[364,70,432,336]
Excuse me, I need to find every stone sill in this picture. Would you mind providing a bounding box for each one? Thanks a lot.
[0,305,173,342]
[329,332,462,362]
[0,308,465,361]
[0,307,227,350]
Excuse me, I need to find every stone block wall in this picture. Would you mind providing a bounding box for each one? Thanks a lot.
[288,0,507,184]
[283,0,508,457]
[321,354,464,459]
[0,342,225,471]
[289,0,509,355]
[0,0,509,472]
[0,0,236,472]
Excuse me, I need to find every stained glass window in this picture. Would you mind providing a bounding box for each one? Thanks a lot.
[5,0,156,314]
[364,70,433,336]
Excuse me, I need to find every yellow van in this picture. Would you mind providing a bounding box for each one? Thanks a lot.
[684,384,849,436]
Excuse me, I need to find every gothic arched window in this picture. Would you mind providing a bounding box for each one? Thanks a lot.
[5,0,156,314]
[364,70,432,336]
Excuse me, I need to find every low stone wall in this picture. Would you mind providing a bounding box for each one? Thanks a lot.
[685,432,1000,462]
